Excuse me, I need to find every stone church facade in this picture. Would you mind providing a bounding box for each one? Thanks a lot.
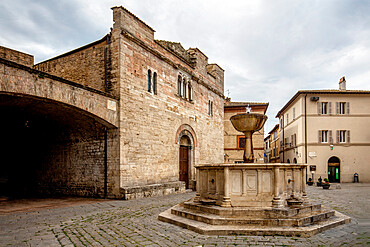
[32,6,225,199]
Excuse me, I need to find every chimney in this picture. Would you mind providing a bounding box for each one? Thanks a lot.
[339,76,346,90]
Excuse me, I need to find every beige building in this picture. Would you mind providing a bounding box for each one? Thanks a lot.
[1,6,225,199]
[276,77,370,183]
[265,124,280,163]
[264,134,271,162]
[224,100,268,163]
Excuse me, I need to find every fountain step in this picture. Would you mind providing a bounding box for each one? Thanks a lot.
[183,201,322,218]
[158,206,351,237]
[171,204,335,227]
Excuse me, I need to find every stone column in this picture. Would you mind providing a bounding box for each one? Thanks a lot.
[272,166,283,208]
[242,169,247,196]
[194,167,200,202]
[221,166,231,207]
[301,167,307,200]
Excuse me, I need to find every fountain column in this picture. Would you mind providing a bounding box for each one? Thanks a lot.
[272,166,283,208]
[243,131,254,163]
[221,166,231,207]
[194,168,200,202]
[301,168,307,200]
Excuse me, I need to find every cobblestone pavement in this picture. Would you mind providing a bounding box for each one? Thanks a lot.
[0,183,369,246]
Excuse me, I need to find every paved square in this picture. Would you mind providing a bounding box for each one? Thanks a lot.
[0,183,369,246]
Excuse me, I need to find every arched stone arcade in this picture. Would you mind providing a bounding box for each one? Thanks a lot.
[0,93,119,198]
[0,59,120,198]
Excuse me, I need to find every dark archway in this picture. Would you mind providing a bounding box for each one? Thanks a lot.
[287,159,290,164]
[328,156,340,183]
[293,158,297,164]
[0,94,118,199]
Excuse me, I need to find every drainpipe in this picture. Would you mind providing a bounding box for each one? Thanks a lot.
[104,128,108,198]
[304,94,308,182]
[282,115,285,163]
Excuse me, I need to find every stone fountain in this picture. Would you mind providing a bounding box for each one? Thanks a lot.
[159,112,350,236]
[230,112,267,163]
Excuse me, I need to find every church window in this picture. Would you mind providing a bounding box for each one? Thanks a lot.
[188,83,193,101]
[153,72,157,95]
[208,100,213,116]
[177,75,182,96]
[183,78,187,99]
[148,70,152,92]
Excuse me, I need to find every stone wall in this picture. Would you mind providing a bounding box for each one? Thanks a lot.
[112,6,225,192]
[37,126,120,198]
[34,37,110,94]
[0,51,120,198]
[0,46,34,67]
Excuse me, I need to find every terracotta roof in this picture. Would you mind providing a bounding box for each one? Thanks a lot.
[224,101,269,107]
[276,89,370,118]
[264,134,271,140]
[268,124,279,134]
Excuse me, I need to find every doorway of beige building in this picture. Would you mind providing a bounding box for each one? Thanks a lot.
[328,156,340,183]
[179,135,191,189]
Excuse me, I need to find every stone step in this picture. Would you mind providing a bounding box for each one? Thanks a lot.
[183,201,322,218]
[158,207,351,237]
[171,205,335,227]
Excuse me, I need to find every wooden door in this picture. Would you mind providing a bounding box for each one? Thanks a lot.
[179,146,189,188]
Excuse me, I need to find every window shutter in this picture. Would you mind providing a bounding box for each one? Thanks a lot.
[336,130,340,143]
[328,102,332,114]
[318,130,322,143]
[336,102,339,114]
[291,135,294,147]
[347,130,350,143]
[317,102,322,115]
[346,102,350,114]
[294,134,297,146]
[328,130,332,143]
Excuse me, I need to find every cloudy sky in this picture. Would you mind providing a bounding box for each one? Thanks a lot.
[1,0,370,132]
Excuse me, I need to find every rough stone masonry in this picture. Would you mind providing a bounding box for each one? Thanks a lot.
[0,5,225,199]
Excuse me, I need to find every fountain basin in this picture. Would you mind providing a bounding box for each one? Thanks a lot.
[195,163,307,208]
[230,113,267,133]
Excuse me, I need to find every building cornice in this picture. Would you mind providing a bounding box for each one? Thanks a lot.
[276,89,370,118]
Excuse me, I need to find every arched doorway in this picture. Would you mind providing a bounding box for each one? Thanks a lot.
[293,158,297,164]
[287,159,290,164]
[179,135,191,189]
[176,124,197,189]
[328,156,340,183]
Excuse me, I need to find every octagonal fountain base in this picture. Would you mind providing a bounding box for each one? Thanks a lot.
[158,163,350,237]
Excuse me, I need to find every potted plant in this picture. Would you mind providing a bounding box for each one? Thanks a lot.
[307,178,313,186]
[322,178,330,189]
